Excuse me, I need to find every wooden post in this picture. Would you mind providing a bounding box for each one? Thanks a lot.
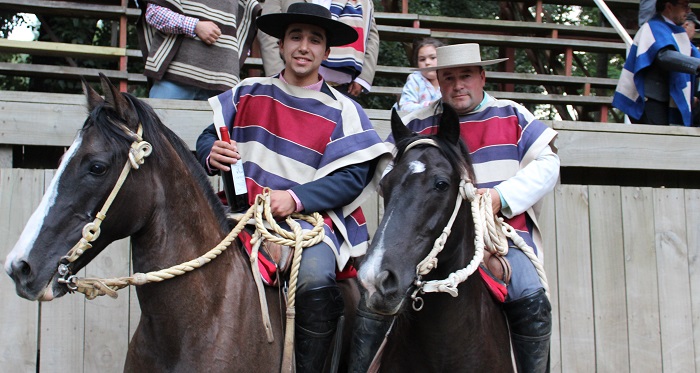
[119,0,128,92]
[600,105,608,122]
[536,0,543,23]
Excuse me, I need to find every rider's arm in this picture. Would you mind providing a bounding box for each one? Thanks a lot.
[196,123,219,175]
[493,145,559,218]
[290,160,375,213]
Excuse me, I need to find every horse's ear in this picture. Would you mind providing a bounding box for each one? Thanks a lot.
[82,77,103,111]
[99,73,139,128]
[391,108,413,143]
[437,103,462,145]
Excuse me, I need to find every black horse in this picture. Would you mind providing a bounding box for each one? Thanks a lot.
[355,104,513,372]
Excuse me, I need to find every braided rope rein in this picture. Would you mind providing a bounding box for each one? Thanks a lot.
[402,139,549,312]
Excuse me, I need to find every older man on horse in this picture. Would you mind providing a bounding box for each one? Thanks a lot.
[350,43,559,373]
[195,3,390,372]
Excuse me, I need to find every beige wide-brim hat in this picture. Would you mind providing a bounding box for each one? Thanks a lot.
[414,43,508,72]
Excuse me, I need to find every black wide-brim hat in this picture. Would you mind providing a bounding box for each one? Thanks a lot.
[256,2,359,47]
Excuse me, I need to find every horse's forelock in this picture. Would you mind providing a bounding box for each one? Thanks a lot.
[84,93,230,232]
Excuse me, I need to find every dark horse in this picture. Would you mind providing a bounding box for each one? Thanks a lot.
[356,104,513,372]
[4,75,356,372]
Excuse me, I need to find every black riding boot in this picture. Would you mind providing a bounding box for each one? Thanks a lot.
[347,300,393,373]
[295,285,344,373]
[503,288,552,373]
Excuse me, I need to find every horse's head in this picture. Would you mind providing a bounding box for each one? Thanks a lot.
[358,103,476,315]
[4,74,173,301]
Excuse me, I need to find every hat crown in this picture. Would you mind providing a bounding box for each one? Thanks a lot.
[287,2,332,20]
[437,44,483,67]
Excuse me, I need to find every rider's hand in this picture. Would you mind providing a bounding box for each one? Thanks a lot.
[195,20,221,45]
[477,188,501,215]
[347,81,363,97]
[208,139,240,172]
[269,190,296,218]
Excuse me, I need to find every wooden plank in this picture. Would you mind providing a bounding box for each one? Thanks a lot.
[686,190,700,369]
[37,169,87,373]
[555,129,700,171]
[621,187,662,372]
[0,169,42,371]
[431,31,627,54]
[551,121,700,137]
[83,238,131,372]
[0,39,126,59]
[417,14,634,40]
[653,188,695,372]
[555,185,595,372]
[0,0,140,19]
[0,145,11,168]
[0,62,147,83]
[376,24,430,42]
[588,185,629,372]
[538,191,561,373]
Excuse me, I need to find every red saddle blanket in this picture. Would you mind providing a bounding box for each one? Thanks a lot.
[238,229,357,286]
[479,266,507,303]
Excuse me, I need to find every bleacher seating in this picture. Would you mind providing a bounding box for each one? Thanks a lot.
[0,0,631,122]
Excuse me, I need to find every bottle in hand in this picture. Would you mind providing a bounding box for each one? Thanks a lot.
[218,126,249,212]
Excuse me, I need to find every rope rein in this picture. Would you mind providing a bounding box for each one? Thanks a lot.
[401,139,549,312]
[57,125,325,311]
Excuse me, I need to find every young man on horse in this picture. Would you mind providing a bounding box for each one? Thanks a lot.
[351,43,559,373]
[195,3,390,372]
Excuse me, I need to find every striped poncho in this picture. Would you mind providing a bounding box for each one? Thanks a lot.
[210,77,391,268]
[396,97,557,257]
[138,0,261,92]
[612,15,700,126]
[324,0,370,78]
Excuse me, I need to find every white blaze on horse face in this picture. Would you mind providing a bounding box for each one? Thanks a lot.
[4,134,83,275]
[408,160,426,174]
[358,210,393,298]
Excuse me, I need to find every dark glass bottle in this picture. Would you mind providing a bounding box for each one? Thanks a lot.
[218,126,249,212]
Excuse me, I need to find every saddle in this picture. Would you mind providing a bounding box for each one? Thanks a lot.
[479,249,512,303]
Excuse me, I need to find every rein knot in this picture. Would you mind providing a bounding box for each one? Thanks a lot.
[128,140,152,169]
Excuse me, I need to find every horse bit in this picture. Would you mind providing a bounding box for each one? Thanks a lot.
[57,123,152,291]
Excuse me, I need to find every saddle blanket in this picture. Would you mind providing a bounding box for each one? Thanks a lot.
[238,229,357,286]
[479,266,507,303]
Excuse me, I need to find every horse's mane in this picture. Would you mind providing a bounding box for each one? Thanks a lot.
[82,93,230,232]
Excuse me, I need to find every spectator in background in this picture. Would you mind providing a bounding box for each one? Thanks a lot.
[257,0,380,101]
[640,0,657,26]
[684,11,700,41]
[396,37,444,112]
[613,0,700,126]
[137,0,261,100]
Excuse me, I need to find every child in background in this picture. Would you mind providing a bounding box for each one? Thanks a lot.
[397,38,444,112]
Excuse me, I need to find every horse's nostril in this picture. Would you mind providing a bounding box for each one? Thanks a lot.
[12,260,31,278]
[376,270,399,297]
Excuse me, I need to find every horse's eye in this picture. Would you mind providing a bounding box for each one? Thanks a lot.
[89,163,108,176]
[435,180,449,191]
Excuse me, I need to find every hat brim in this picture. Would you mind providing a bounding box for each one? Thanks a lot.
[256,13,359,47]
[412,58,509,72]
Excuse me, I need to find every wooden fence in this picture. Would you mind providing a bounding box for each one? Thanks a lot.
[2,173,700,372]
[1,91,700,372]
